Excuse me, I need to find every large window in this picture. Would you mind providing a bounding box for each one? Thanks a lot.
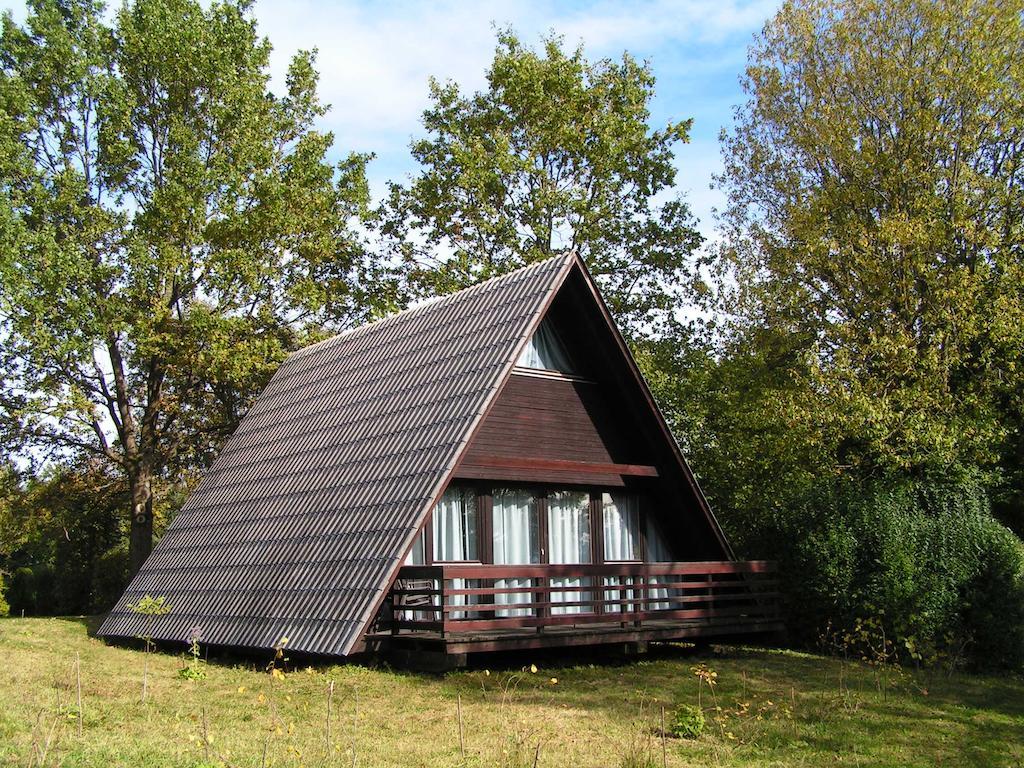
[492,487,541,564]
[602,492,641,561]
[602,492,642,613]
[409,486,650,570]
[492,488,541,616]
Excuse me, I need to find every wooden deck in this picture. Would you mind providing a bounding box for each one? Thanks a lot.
[367,561,783,663]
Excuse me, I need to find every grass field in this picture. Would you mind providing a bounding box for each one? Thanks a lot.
[1,617,1022,768]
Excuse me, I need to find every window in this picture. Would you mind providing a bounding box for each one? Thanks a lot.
[546,490,591,564]
[516,317,574,373]
[432,485,478,561]
[547,490,592,615]
[602,492,641,561]
[492,487,541,617]
[602,492,641,612]
[492,487,541,564]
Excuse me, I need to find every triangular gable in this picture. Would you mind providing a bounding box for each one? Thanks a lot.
[555,259,733,558]
[447,257,733,560]
[98,254,576,657]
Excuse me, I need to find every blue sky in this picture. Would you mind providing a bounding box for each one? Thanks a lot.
[5,0,781,240]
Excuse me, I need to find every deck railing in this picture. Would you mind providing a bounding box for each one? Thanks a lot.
[386,561,781,636]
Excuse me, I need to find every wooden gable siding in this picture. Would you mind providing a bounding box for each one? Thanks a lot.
[454,371,653,486]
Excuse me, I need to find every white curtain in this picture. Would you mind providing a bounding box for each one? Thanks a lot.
[516,318,573,373]
[602,493,641,613]
[433,486,477,561]
[603,492,640,560]
[433,486,478,618]
[492,488,540,617]
[547,491,592,615]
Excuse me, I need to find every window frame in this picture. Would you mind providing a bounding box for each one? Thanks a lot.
[415,482,650,567]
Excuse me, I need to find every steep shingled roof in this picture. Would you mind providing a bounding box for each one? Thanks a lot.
[98,253,574,656]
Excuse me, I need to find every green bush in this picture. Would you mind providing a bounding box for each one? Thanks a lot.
[6,564,55,616]
[0,574,9,617]
[761,475,1024,670]
[670,704,705,739]
[91,544,130,613]
[960,523,1024,669]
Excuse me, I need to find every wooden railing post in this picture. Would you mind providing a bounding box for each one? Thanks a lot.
[438,566,446,639]
[536,576,547,634]
[630,577,638,630]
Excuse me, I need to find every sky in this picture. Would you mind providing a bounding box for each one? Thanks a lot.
[4,0,781,241]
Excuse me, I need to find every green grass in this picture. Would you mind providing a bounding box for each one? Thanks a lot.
[1,617,1022,768]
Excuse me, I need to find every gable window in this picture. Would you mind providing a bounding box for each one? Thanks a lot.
[516,317,574,373]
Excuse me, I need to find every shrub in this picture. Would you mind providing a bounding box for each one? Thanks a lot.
[960,522,1024,669]
[670,704,705,739]
[91,544,130,613]
[0,574,9,617]
[6,564,55,616]
[757,474,1024,670]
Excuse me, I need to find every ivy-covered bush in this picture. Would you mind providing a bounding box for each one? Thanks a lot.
[760,475,1024,670]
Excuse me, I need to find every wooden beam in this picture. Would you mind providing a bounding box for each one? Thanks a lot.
[457,455,659,477]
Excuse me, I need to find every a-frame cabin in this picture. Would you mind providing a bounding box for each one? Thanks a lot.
[99,253,781,666]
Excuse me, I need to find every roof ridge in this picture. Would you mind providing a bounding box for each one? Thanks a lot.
[294,252,576,357]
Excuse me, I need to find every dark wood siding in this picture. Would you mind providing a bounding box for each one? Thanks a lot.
[455,372,654,485]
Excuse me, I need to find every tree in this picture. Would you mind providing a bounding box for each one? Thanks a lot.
[711,0,1024,483]
[382,31,702,337]
[0,0,375,574]
[638,324,839,547]
[0,460,127,615]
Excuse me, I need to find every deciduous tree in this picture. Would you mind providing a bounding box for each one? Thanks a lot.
[383,31,702,337]
[711,0,1024,485]
[0,0,375,573]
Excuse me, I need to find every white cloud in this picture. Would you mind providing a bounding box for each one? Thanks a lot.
[252,0,775,154]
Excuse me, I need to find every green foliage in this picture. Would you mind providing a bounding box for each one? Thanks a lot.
[960,524,1024,668]
[0,0,377,572]
[638,330,836,541]
[636,0,1024,673]
[128,594,171,618]
[670,703,705,739]
[6,565,52,615]
[179,627,207,680]
[766,476,1024,670]
[0,572,9,617]
[383,30,702,337]
[91,543,130,613]
[712,0,1024,478]
[0,462,128,615]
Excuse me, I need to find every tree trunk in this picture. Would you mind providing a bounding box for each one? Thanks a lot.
[128,464,154,576]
